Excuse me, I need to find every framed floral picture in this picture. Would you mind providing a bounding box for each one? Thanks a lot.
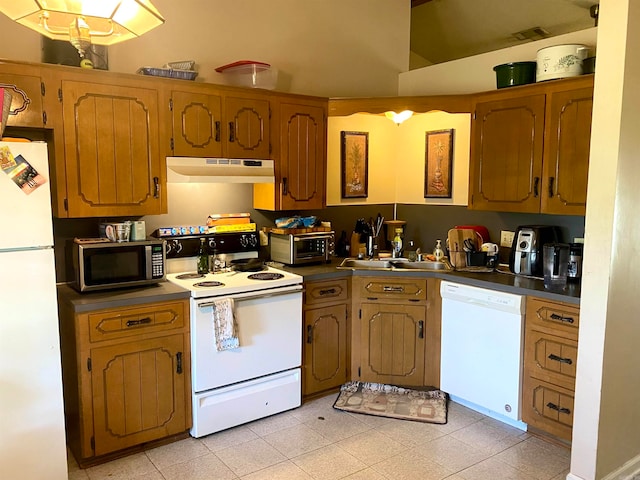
[341,131,369,198]
[425,129,454,198]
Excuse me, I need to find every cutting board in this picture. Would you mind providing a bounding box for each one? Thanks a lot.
[447,228,483,268]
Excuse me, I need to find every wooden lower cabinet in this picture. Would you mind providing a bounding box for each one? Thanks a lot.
[522,296,580,442]
[351,276,440,388]
[303,278,349,397]
[58,298,191,466]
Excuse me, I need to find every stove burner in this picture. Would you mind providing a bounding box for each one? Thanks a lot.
[247,272,284,281]
[193,281,225,288]
[176,273,205,280]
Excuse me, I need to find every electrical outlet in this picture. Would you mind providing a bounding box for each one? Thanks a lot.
[500,230,515,248]
[574,237,584,244]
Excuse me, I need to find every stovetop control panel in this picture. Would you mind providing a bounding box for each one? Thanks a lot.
[153,231,259,258]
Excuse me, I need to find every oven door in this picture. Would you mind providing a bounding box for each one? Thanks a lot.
[191,285,303,393]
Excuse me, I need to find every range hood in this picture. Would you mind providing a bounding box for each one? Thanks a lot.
[166,157,275,183]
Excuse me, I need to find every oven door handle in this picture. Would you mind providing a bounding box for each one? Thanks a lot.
[196,285,303,308]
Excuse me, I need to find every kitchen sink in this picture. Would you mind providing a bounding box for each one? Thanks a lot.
[337,258,407,270]
[337,257,451,271]
[390,260,451,271]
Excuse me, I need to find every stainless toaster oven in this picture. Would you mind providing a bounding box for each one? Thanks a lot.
[269,232,334,265]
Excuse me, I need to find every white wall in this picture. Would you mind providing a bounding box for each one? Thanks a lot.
[327,112,470,206]
[399,28,598,95]
[571,1,640,479]
[0,1,409,98]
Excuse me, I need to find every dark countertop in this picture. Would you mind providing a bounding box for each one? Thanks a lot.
[57,281,191,313]
[276,258,581,305]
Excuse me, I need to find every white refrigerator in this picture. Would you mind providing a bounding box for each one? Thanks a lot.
[0,141,68,479]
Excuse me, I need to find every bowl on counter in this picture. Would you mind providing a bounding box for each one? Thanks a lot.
[493,61,537,89]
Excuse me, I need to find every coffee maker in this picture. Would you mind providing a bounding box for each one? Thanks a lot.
[509,225,562,277]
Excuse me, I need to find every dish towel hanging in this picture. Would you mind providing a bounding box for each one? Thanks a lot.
[212,298,239,351]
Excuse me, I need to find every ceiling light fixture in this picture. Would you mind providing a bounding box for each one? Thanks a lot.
[0,1,164,60]
[385,110,414,125]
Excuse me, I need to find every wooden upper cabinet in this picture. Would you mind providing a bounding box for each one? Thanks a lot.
[0,64,45,127]
[469,76,594,215]
[61,79,164,217]
[224,93,270,159]
[541,87,593,215]
[170,90,223,157]
[469,94,546,213]
[279,101,325,210]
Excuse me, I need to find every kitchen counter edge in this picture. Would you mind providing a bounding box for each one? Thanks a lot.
[57,282,191,313]
[278,259,581,305]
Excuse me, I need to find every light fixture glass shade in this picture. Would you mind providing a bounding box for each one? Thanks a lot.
[385,110,414,125]
[0,0,164,45]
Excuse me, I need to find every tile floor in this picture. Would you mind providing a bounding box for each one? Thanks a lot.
[67,393,571,480]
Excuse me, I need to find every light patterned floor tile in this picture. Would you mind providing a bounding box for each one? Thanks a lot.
[292,444,367,480]
[262,423,331,458]
[215,438,286,476]
[342,467,387,479]
[336,430,406,465]
[374,417,448,447]
[303,408,372,442]
[290,394,339,423]
[160,452,238,480]
[415,433,492,471]
[494,437,571,480]
[457,456,540,480]
[201,425,260,452]
[372,449,454,480]
[450,416,528,455]
[85,452,159,480]
[145,437,209,470]
[550,469,570,480]
[239,460,314,479]
[246,411,302,437]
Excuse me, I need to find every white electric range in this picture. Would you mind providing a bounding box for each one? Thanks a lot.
[160,230,304,438]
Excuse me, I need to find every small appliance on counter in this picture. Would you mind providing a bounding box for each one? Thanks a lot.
[568,243,584,282]
[543,243,570,290]
[270,229,334,266]
[509,225,562,277]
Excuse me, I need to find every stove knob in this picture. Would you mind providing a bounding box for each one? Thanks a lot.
[208,238,217,250]
[166,239,182,257]
[248,234,258,247]
[240,235,249,247]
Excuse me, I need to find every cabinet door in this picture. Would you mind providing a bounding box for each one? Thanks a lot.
[279,102,326,210]
[171,90,223,157]
[360,303,425,386]
[522,375,574,441]
[0,71,44,128]
[224,94,270,159]
[541,87,593,215]
[469,94,545,213]
[91,333,187,456]
[304,304,348,396]
[61,80,163,217]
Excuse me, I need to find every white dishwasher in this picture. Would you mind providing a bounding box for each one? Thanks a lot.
[440,280,526,429]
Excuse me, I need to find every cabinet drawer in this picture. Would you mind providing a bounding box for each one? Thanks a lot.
[527,297,580,339]
[522,375,574,441]
[525,330,577,389]
[88,301,186,343]
[305,279,348,306]
[358,278,426,301]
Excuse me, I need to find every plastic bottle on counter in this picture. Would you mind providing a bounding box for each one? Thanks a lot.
[433,239,444,262]
[393,228,403,257]
[197,238,209,274]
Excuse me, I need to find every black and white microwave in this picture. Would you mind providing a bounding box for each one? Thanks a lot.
[70,239,166,292]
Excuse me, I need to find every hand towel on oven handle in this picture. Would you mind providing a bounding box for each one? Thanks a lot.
[212,298,240,351]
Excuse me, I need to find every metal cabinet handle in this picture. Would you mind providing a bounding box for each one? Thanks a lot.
[548,177,555,198]
[319,288,336,296]
[153,176,160,198]
[307,325,313,344]
[282,177,288,195]
[418,320,424,339]
[548,353,573,365]
[550,313,574,324]
[126,317,152,327]
[383,286,404,292]
[546,402,571,415]
[229,121,235,142]
[215,121,221,142]
[534,177,540,197]
[176,352,183,374]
